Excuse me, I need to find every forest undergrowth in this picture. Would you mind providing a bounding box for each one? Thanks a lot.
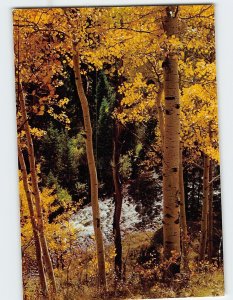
[23,230,224,300]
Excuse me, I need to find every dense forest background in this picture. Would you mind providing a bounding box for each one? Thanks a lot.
[14,5,224,299]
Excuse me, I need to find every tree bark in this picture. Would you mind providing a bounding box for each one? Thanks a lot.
[162,6,181,274]
[208,159,213,261]
[18,144,48,298]
[179,142,188,271]
[112,121,123,280]
[18,84,57,293]
[199,154,210,261]
[156,83,165,150]
[72,41,107,290]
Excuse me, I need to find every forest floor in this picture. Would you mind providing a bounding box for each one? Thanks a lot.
[24,230,224,300]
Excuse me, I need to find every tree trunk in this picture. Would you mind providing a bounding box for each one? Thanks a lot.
[208,159,213,261]
[162,6,181,274]
[199,154,210,261]
[112,121,123,280]
[179,142,188,271]
[72,41,107,290]
[18,144,48,298]
[18,84,57,293]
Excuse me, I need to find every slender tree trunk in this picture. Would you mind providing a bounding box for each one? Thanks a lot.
[208,159,213,261]
[72,41,107,290]
[190,168,196,220]
[112,121,123,280]
[207,124,214,261]
[18,84,57,293]
[199,154,210,261]
[162,6,181,274]
[179,142,188,271]
[18,144,48,298]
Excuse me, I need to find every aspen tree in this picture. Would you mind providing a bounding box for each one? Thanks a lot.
[18,84,57,293]
[208,159,214,261]
[18,145,48,298]
[179,142,188,271]
[162,6,181,273]
[112,121,123,280]
[72,39,107,290]
[199,154,210,261]
[208,125,214,261]
[111,58,124,281]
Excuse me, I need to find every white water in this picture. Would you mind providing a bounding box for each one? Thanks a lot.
[72,186,162,245]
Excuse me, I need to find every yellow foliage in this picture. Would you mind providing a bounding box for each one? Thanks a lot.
[19,173,77,259]
[181,82,219,162]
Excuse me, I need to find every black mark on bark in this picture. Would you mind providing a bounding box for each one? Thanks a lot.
[165,96,175,100]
